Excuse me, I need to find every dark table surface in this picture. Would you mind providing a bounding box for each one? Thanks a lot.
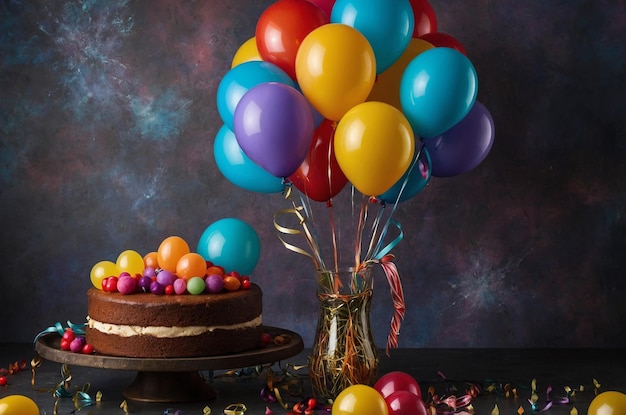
[1,343,625,415]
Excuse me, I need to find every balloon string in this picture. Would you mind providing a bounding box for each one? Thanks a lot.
[353,194,369,268]
[275,184,326,269]
[372,144,422,259]
[273,208,321,268]
[364,203,385,261]
[326,122,339,274]
[328,201,339,274]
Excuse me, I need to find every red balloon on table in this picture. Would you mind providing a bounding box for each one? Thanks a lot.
[374,371,422,399]
[289,119,348,202]
[256,0,329,80]
[385,391,428,415]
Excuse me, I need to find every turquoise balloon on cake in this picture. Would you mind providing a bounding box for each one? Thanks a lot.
[197,218,261,275]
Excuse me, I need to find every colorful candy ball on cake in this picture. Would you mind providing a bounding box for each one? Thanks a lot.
[186,276,206,295]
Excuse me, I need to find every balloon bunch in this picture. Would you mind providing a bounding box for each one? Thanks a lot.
[214,0,495,349]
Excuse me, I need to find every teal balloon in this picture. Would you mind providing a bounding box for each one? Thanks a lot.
[216,60,295,130]
[213,124,285,193]
[400,47,478,139]
[197,218,261,275]
[331,0,414,74]
[379,146,431,204]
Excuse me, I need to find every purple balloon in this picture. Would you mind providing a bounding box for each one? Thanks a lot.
[233,82,314,178]
[424,101,495,177]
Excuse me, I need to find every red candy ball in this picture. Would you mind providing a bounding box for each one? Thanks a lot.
[82,343,95,354]
[62,329,75,342]
[0,375,7,386]
[104,276,118,292]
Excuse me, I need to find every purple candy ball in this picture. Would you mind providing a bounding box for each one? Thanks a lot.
[157,269,176,287]
[138,276,153,293]
[205,274,224,294]
[143,266,157,278]
[150,281,164,295]
[69,338,84,353]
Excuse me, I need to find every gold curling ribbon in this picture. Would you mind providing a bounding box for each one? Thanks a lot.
[273,207,324,269]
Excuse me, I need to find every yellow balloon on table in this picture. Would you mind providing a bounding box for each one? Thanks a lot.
[295,23,376,121]
[587,391,626,415]
[332,384,389,415]
[368,38,434,111]
[334,101,415,196]
[116,249,145,276]
[231,37,261,68]
[0,395,40,415]
[90,260,118,289]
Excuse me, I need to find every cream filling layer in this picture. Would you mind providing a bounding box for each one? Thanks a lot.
[87,315,262,338]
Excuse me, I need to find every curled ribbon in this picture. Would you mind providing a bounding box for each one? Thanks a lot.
[361,253,406,356]
[33,320,86,345]
[273,207,324,269]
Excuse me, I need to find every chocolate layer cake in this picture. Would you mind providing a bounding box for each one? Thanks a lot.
[86,284,263,358]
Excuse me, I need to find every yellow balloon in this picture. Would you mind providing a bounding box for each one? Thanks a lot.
[332,385,389,415]
[0,395,40,415]
[335,101,415,196]
[587,391,626,415]
[231,37,261,68]
[295,23,376,121]
[90,260,118,289]
[116,249,145,276]
[368,38,434,111]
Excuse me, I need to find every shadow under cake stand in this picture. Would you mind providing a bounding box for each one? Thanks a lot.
[35,326,304,403]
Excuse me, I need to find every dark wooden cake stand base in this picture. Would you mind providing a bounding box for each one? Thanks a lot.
[35,326,304,403]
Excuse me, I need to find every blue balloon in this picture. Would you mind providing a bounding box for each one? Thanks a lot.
[213,124,285,193]
[216,60,295,130]
[197,218,261,275]
[400,47,478,139]
[378,145,432,204]
[331,0,414,74]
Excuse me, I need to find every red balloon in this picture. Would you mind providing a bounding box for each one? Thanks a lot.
[288,119,348,202]
[256,0,329,79]
[374,371,422,399]
[409,0,437,37]
[385,391,428,415]
[419,32,467,55]
[306,0,335,18]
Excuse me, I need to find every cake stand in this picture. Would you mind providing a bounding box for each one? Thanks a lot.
[35,326,304,403]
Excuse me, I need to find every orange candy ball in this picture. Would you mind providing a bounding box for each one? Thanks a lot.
[157,236,190,272]
[143,251,159,269]
[223,275,241,291]
[176,253,208,280]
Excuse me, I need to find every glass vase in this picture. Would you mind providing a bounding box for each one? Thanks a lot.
[309,266,379,403]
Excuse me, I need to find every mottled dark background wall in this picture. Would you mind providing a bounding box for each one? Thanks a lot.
[1,0,625,348]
